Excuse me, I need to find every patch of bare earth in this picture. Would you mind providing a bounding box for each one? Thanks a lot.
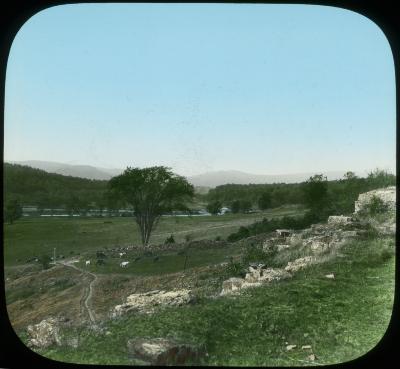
[6,265,85,330]
[92,264,226,319]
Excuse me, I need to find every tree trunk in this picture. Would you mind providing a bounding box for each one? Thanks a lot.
[136,213,159,247]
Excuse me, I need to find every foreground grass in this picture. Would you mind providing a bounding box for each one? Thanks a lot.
[34,235,394,366]
[4,206,304,266]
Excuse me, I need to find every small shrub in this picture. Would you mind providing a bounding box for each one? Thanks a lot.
[227,226,250,242]
[184,234,194,243]
[242,244,271,266]
[379,248,394,263]
[52,278,75,291]
[39,254,52,270]
[225,261,246,278]
[165,234,175,244]
[226,211,325,243]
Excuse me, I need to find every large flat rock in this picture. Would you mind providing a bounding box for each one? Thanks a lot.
[127,337,206,365]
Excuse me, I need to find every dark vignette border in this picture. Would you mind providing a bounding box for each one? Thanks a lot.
[0,1,398,368]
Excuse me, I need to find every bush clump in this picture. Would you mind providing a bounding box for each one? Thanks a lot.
[361,195,389,216]
[39,254,52,270]
[165,234,175,244]
[226,210,327,243]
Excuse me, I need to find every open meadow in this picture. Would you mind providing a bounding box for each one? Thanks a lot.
[4,205,304,267]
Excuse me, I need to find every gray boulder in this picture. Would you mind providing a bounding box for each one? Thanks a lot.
[127,338,206,365]
[328,215,354,226]
[285,256,314,273]
[26,317,62,349]
[355,186,396,213]
[220,277,245,295]
[112,289,193,317]
[26,316,79,349]
[259,268,291,282]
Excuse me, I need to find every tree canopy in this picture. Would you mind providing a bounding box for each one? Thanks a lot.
[108,166,194,246]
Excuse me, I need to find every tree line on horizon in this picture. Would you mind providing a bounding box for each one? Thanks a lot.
[202,169,395,216]
[3,163,396,226]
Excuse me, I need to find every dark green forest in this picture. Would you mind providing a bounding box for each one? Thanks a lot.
[3,163,108,211]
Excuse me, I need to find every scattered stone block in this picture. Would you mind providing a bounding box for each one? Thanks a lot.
[220,278,245,295]
[328,215,354,225]
[285,257,314,273]
[308,354,316,361]
[288,233,303,246]
[260,268,291,282]
[277,244,291,251]
[341,230,358,239]
[112,289,193,317]
[241,281,263,290]
[276,229,292,238]
[127,338,206,365]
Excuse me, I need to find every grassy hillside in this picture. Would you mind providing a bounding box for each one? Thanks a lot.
[21,234,394,366]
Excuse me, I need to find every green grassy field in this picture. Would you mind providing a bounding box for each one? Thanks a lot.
[75,244,240,276]
[28,234,395,366]
[4,206,304,267]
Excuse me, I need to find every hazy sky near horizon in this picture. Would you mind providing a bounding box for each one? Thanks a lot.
[4,3,396,176]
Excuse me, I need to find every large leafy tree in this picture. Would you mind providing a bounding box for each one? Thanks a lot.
[109,166,194,246]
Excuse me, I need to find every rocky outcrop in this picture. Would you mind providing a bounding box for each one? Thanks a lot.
[26,317,79,349]
[220,266,291,295]
[220,186,396,296]
[284,256,314,273]
[355,186,396,213]
[127,338,206,365]
[111,289,193,317]
[258,267,292,282]
[26,317,62,349]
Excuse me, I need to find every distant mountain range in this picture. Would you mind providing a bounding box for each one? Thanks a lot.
[8,160,356,187]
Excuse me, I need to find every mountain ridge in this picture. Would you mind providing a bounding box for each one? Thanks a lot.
[8,160,359,187]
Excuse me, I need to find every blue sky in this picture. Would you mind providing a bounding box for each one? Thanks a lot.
[4,3,396,176]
